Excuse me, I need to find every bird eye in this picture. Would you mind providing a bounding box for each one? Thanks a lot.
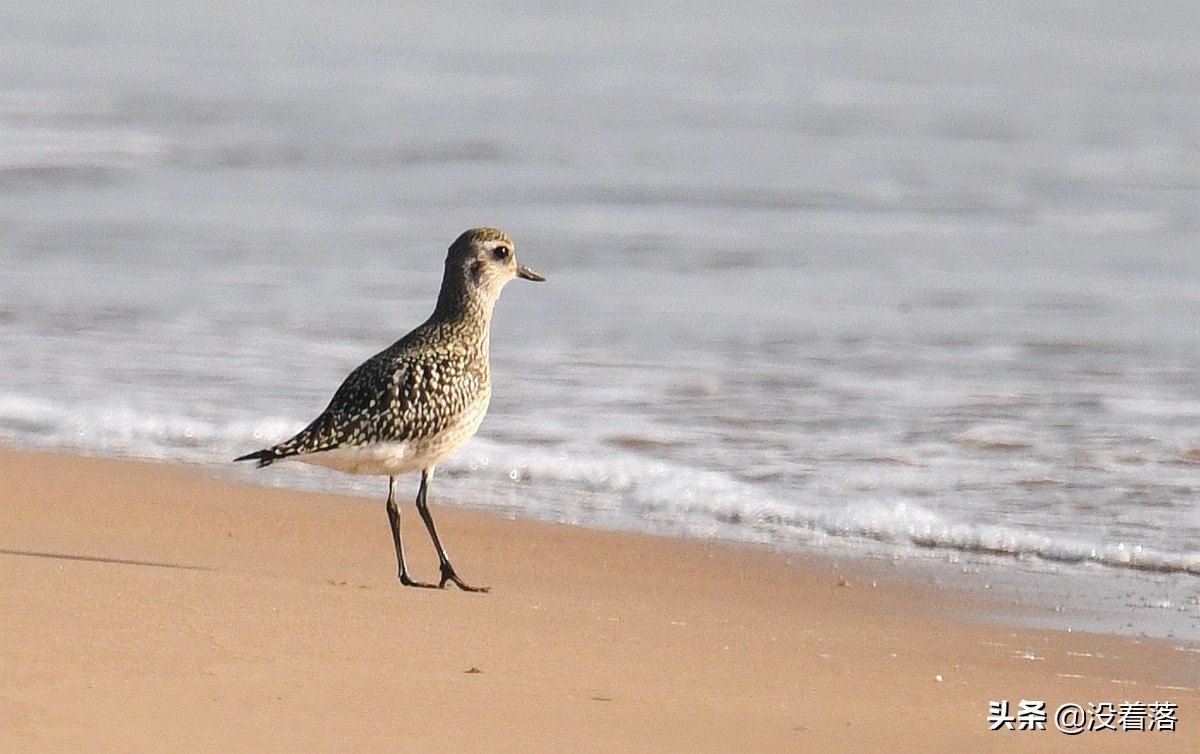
[492,246,511,261]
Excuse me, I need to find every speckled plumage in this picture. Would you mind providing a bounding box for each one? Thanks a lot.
[246,311,493,470]
[236,227,543,591]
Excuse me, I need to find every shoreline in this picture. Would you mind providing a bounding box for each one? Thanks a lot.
[10,439,1200,644]
[2,447,1197,752]
[215,448,1200,643]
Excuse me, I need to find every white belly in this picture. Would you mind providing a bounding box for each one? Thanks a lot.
[297,441,426,476]
[295,393,491,476]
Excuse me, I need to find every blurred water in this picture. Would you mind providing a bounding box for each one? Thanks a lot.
[1,1,1198,633]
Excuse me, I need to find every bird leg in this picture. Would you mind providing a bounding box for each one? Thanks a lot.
[386,476,437,589]
[415,468,489,593]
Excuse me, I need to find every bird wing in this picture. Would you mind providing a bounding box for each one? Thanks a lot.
[236,357,409,465]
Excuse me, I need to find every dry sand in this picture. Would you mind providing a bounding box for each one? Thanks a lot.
[1,448,1196,752]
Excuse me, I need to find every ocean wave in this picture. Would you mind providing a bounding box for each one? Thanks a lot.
[0,394,293,462]
[0,126,164,173]
[436,438,1200,578]
[165,140,502,169]
[1,394,1196,579]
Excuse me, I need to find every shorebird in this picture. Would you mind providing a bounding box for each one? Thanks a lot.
[235,228,544,592]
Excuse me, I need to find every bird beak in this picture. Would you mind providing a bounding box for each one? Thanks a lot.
[516,264,545,282]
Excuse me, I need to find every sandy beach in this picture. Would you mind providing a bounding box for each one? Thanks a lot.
[1,448,1196,753]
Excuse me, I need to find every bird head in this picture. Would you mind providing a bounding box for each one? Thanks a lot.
[445,227,544,306]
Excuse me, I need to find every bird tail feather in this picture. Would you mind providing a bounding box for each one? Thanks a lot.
[233,449,278,468]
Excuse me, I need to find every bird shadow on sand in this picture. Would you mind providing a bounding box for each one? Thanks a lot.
[0,547,213,572]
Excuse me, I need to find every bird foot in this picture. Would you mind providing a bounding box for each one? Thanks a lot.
[399,572,439,590]
[439,564,489,593]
